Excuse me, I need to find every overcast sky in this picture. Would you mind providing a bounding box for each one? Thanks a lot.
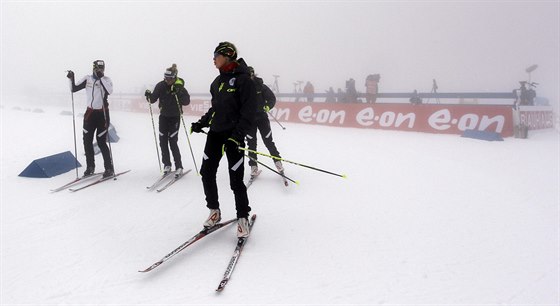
[2,1,559,106]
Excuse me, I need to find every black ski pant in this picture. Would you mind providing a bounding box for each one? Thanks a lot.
[83,108,112,171]
[159,115,182,169]
[247,113,281,167]
[200,130,250,219]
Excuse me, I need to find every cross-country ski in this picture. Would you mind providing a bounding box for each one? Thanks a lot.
[216,214,257,292]
[146,172,174,190]
[156,169,192,192]
[139,218,237,273]
[246,170,262,189]
[68,170,131,192]
[50,173,103,192]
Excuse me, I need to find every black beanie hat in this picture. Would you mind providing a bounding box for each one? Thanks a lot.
[214,41,237,60]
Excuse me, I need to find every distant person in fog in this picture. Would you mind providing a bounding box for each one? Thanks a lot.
[325,87,336,103]
[345,78,357,103]
[409,89,422,105]
[365,74,380,103]
[337,88,344,103]
[303,81,315,102]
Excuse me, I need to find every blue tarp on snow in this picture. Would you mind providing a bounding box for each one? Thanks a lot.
[461,129,504,141]
[18,151,81,178]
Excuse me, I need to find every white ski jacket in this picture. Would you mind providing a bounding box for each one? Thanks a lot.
[74,75,113,109]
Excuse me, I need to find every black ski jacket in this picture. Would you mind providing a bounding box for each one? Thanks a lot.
[199,58,256,141]
[254,77,276,114]
[148,77,190,117]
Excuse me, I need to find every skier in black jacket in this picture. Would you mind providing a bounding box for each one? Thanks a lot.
[190,41,256,238]
[246,66,284,178]
[145,64,190,177]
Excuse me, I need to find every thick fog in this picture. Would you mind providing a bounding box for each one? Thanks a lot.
[2,1,559,108]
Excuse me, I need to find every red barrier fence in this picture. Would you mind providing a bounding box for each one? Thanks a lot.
[268,102,514,136]
[124,97,555,137]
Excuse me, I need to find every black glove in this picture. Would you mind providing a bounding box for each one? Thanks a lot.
[66,70,74,79]
[190,121,204,134]
[144,89,152,100]
[171,84,183,95]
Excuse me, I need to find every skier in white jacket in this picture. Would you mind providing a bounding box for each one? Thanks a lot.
[66,60,114,178]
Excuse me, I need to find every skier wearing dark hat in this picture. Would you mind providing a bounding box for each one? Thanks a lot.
[66,60,114,178]
[190,41,256,238]
[145,64,191,177]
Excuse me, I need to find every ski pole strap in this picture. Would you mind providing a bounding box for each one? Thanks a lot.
[239,147,347,178]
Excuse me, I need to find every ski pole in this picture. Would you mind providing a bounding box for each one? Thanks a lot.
[268,111,286,130]
[68,75,79,179]
[239,147,347,178]
[245,154,299,185]
[98,78,116,179]
[146,94,162,172]
[198,131,298,184]
[101,104,116,179]
[173,87,199,175]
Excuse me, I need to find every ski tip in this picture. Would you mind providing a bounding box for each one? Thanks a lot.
[295,180,300,185]
[138,268,153,273]
[216,280,228,292]
[341,174,348,179]
[139,262,160,273]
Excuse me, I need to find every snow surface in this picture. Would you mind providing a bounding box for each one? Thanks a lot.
[1,101,559,305]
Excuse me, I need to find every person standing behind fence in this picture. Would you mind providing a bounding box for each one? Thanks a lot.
[409,89,422,105]
[346,78,358,103]
[246,66,284,178]
[325,87,336,103]
[365,74,380,103]
[144,64,191,177]
[66,60,114,178]
[303,81,315,102]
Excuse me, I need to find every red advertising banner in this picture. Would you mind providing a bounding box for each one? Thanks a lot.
[268,102,514,137]
[131,98,517,136]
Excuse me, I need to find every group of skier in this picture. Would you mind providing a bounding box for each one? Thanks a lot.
[66,41,284,238]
